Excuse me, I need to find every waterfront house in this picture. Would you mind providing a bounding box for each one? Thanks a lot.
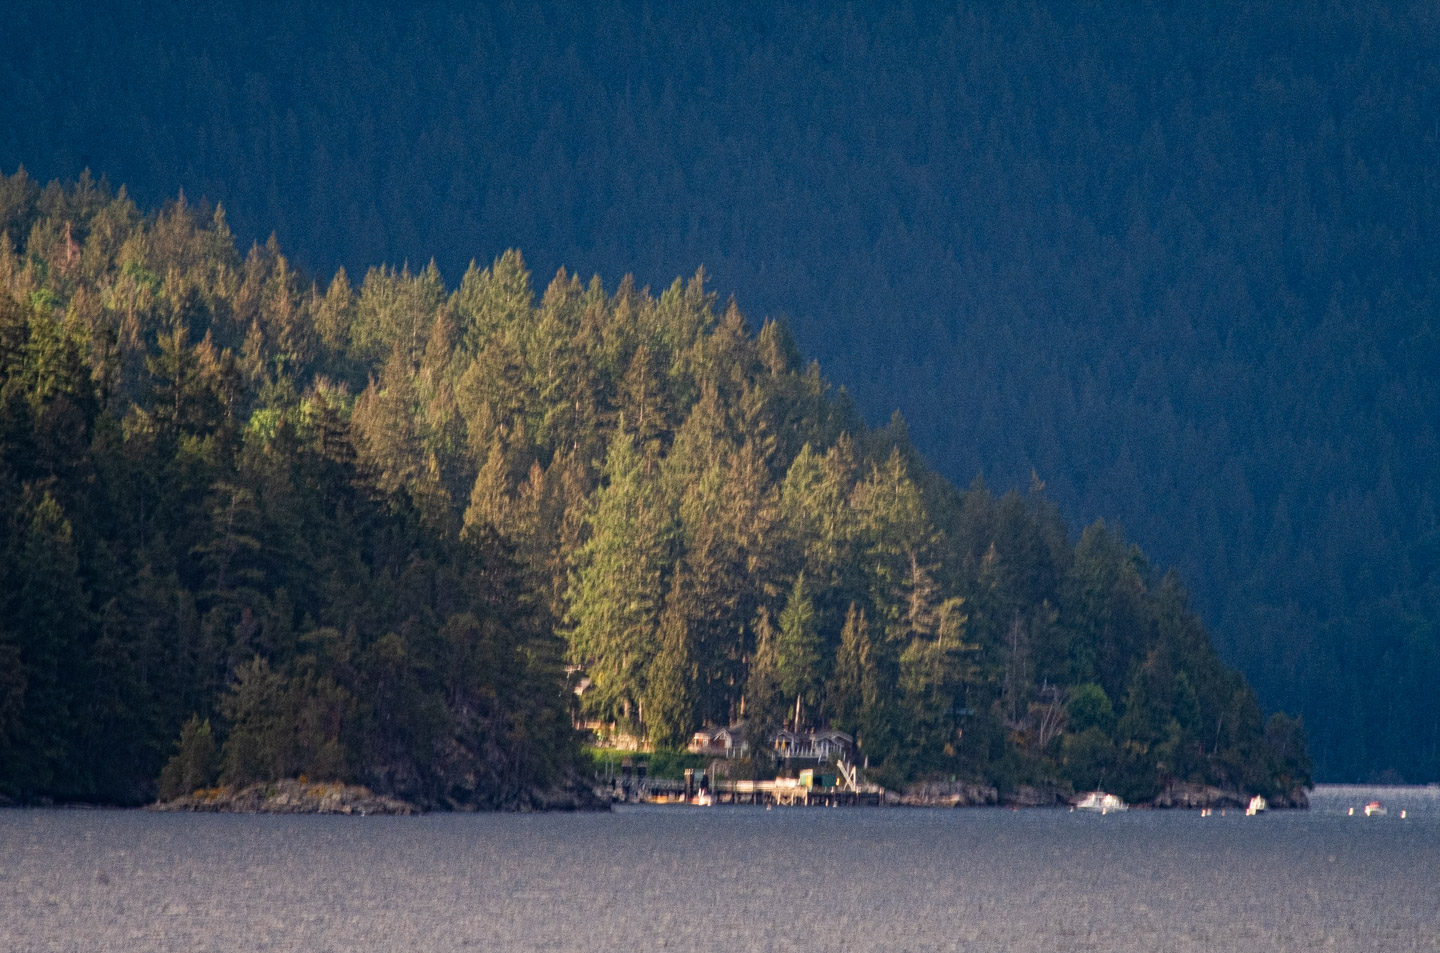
[688,724,749,757]
[773,728,854,761]
[689,725,854,761]
[808,729,854,761]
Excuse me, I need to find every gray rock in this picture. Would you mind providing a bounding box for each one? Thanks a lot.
[150,780,416,815]
[892,780,999,807]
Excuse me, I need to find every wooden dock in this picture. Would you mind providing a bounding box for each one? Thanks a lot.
[710,777,884,806]
[603,759,885,806]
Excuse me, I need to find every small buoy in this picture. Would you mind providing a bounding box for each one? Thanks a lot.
[1401,810,1407,819]
[1348,807,1354,816]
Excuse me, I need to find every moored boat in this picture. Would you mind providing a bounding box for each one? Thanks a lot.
[1075,791,1128,814]
[1364,800,1386,817]
[1246,795,1267,816]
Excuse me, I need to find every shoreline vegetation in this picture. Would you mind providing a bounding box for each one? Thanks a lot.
[1,174,1310,813]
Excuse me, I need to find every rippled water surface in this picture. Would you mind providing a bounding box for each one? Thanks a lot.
[2,785,1437,952]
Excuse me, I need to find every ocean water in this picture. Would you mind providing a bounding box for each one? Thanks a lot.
[1,785,1436,952]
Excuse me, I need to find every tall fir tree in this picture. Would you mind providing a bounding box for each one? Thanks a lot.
[565,426,674,727]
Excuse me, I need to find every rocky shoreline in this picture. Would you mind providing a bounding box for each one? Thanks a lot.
[1149,781,1310,810]
[890,779,1311,810]
[888,780,1000,807]
[150,780,418,815]
[150,774,612,815]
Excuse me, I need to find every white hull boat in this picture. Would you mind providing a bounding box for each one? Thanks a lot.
[1075,791,1128,814]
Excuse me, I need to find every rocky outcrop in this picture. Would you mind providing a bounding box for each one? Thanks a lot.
[1269,785,1310,809]
[512,771,612,812]
[1002,783,1072,808]
[1148,781,1311,810]
[151,780,416,815]
[152,769,610,815]
[888,778,1313,810]
[890,780,999,807]
[1149,782,1247,810]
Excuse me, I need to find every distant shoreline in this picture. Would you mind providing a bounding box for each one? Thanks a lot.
[4,779,1315,814]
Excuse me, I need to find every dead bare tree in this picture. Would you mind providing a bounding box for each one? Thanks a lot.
[1033,681,1068,749]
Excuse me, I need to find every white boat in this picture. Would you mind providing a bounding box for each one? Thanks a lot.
[1075,791,1128,814]
[1364,800,1386,817]
[1246,795,1267,816]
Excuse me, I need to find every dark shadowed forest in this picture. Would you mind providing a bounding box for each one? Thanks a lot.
[1,0,1435,782]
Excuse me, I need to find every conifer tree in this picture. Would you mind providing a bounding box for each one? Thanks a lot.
[645,577,698,748]
[896,558,970,766]
[463,437,511,537]
[618,342,669,450]
[743,607,784,770]
[218,656,288,785]
[829,602,875,734]
[157,715,217,799]
[453,250,533,357]
[314,267,354,354]
[852,448,936,626]
[777,572,822,729]
[565,425,674,726]
[5,489,91,794]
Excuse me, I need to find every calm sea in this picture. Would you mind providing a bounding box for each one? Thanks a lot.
[1,785,1436,952]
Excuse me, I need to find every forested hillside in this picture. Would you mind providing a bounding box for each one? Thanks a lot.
[0,176,1308,805]
[0,179,576,807]
[2,0,1431,781]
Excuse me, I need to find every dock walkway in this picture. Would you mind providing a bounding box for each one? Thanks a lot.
[603,759,885,806]
[711,778,884,806]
